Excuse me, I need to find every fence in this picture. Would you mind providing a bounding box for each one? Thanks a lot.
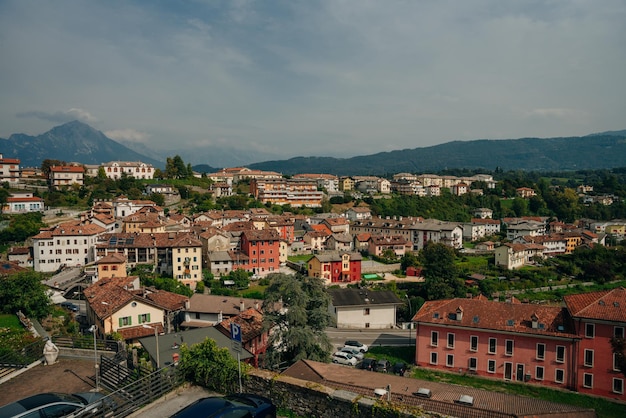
[0,339,47,380]
[52,335,120,352]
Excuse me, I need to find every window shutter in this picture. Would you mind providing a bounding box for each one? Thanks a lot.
[129,317,132,326]
[119,318,123,327]
[147,313,151,322]
[138,315,142,324]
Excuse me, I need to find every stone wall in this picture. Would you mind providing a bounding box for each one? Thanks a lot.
[243,369,438,418]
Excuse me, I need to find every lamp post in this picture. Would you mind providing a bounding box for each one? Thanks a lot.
[88,325,99,391]
[142,324,160,369]
[405,295,412,346]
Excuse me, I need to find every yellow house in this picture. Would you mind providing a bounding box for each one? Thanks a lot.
[171,236,203,289]
[96,253,127,279]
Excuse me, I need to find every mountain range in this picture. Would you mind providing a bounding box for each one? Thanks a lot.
[2,121,626,176]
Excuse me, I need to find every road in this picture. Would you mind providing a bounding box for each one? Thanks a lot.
[326,328,414,351]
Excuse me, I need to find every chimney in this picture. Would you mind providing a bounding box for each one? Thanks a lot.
[255,302,259,310]
[240,300,245,311]
[184,299,190,310]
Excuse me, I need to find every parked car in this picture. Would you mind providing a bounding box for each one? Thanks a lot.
[392,362,408,376]
[0,392,108,418]
[170,393,276,418]
[332,351,357,366]
[376,359,391,373]
[340,346,364,360]
[357,358,377,371]
[60,301,80,312]
[344,340,368,353]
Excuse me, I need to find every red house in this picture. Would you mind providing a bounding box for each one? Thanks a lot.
[564,287,626,400]
[307,252,362,285]
[412,289,626,402]
[240,229,280,276]
[216,307,268,368]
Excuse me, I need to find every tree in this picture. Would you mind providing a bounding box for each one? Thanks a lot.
[165,155,187,179]
[400,252,420,272]
[0,271,52,319]
[262,273,333,369]
[419,242,463,300]
[178,337,246,392]
[227,269,250,289]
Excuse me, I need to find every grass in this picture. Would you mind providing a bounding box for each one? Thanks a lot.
[455,255,490,272]
[367,346,623,417]
[0,314,21,328]
[287,254,314,263]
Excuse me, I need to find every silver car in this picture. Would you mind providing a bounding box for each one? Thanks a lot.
[340,346,364,360]
[332,351,357,366]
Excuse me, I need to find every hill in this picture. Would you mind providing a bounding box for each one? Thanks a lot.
[248,134,626,175]
[0,121,163,168]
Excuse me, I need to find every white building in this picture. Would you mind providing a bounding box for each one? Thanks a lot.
[32,221,105,272]
[3,193,44,213]
[49,165,84,189]
[102,161,154,180]
[328,288,403,329]
[0,153,20,185]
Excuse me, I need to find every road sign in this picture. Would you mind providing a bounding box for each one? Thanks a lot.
[231,322,242,343]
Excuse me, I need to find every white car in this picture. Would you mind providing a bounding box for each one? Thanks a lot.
[332,351,357,366]
[344,340,368,353]
[340,346,364,360]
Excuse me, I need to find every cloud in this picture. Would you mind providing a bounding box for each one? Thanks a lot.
[16,108,98,124]
[104,129,151,143]
[525,108,588,121]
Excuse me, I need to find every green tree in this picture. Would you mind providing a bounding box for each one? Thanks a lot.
[165,155,187,179]
[400,252,420,272]
[227,269,250,289]
[262,273,333,369]
[419,242,463,300]
[178,337,246,392]
[0,188,10,213]
[0,271,52,319]
[149,193,165,207]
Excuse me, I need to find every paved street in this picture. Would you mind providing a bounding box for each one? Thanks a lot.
[326,328,414,351]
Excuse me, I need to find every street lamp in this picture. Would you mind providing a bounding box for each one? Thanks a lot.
[405,295,413,346]
[87,325,99,391]
[142,324,160,369]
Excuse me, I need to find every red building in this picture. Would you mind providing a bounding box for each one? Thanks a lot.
[216,308,268,368]
[239,229,280,276]
[564,288,626,400]
[412,289,626,402]
[307,252,362,285]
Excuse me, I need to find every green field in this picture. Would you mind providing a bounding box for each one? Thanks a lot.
[0,314,21,328]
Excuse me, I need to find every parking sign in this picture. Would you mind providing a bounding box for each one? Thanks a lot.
[231,322,242,342]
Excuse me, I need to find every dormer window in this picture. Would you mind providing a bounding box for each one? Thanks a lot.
[531,313,539,329]
[455,306,464,321]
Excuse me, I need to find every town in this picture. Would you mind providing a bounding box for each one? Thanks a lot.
[1,152,625,417]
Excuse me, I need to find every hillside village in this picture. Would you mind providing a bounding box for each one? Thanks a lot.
[1,151,626,411]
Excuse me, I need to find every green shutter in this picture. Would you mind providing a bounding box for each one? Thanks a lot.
[147,313,151,322]
[138,315,142,324]
[129,316,132,326]
[119,318,123,327]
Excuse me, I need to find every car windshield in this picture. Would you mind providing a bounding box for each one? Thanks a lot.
[224,395,256,408]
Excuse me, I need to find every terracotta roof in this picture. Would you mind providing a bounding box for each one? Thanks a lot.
[242,228,280,241]
[50,165,84,173]
[92,213,115,224]
[84,276,139,319]
[96,253,127,264]
[412,298,575,337]
[7,196,43,203]
[323,218,349,226]
[222,221,256,232]
[355,233,371,242]
[97,232,201,249]
[32,221,105,239]
[8,246,30,255]
[132,288,189,311]
[0,261,28,276]
[313,252,362,263]
[118,323,164,340]
[369,235,408,245]
[563,287,626,322]
[310,224,332,234]
[216,308,265,343]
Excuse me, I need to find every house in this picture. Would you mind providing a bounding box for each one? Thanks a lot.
[471,218,501,236]
[3,194,44,214]
[563,288,626,400]
[462,223,486,242]
[145,184,176,195]
[209,182,233,198]
[250,178,324,207]
[101,161,154,180]
[216,308,268,367]
[32,221,106,272]
[412,290,626,402]
[328,288,403,329]
[0,260,28,276]
[345,206,372,222]
[8,246,32,268]
[504,219,546,240]
[303,230,330,251]
[391,178,426,196]
[412,297,578,392]
[112,197,160,218]
[516,187,537,198]
[325,233,353,252]
[122,211,166,233]
[181,294,263,328]
[307,252,362,285]
[239,229,281,276]
[84,276,188,344]
[322,217,350,234]
[338,177,354,191]
[206,251,235,276]
[49,165,84,188]
[90,213,117,233]
[450,182,469,196]
[0,153,20,185]
[474,241,495,252]
[292,173,339,193]
[367,235,410,258]
[494,243,545,270]
[96,253,127,280]
[473,208,493,219]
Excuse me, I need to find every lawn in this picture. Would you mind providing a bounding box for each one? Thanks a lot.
[367,346,622,417]
[287,254,314,263]
[0,314,21,329]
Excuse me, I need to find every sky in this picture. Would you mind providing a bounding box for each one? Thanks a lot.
[1,0,625,163]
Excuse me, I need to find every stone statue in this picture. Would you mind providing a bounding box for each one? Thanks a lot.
[43,339,59,365]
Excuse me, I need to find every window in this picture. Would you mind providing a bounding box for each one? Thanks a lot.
[470,336,478,352]
[447,333,455,349]
[365,323,370,328]
[536,366,544,380]
[536,343,545,360]
[119,316,132,327]
[615,354,621,371]
[556,346,565,363]
[584,349,594,367]
[615,326,625,339]
[364,308,370,315]
[487,360,496,373]
[138,313,151,324]
[585,323,595,338]
[446,354,454,367]
[505,340,514,356]
[555,369,564,384]
[488,338,496,354]
[430,352,437,365]
[613,378,624,394]
[583,373,593,388]
[468,357,477,371]
[431,331,438,347]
